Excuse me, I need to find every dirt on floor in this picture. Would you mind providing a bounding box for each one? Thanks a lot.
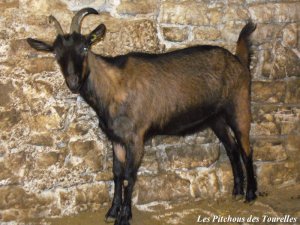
[24,184,300,225]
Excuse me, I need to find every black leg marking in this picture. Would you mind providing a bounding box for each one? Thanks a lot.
[241,150,257,202]
[210,117,244,197]
[106,143,125,221]
[225,106,257,202]
[114,139,144,225]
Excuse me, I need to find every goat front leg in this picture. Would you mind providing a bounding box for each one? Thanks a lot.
[106,143,125,221]
[115,138,144,225]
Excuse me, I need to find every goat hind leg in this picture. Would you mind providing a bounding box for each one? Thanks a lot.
[210,116,244,199]
[226,91,257,202]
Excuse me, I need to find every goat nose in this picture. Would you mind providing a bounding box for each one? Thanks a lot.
[69,76,78,85]
[67,61,75,75]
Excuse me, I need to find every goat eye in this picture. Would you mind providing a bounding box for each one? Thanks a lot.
[83,47,88,52]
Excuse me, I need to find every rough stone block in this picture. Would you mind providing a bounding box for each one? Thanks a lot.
[286,78,300,104]
[29,134,54,146]
[139,150,159,174]
[0,81,14,107]
[252,105,299,136]
[160,2,209,26]
[117,0,159,15]
[30,113,61,132]
[151,135,184,147]
[61,0,106,11]
[135,173,190,204]
[23,0,67,16]
[24,57,56,74]
[84,150,103,172]
[251,23,281,45]
[208,8,223,25]
[282,23,298,48]
[251,81,286,103]
[267,45,300,79]
[75,183,110,205]
[249,3,300,23]
[257,162,298,189]
[69,140,96,157]
[285,135,300,162]
[0,186,36,210]
[36,152,59,168]
[162,26,189,42]
[0,163,14,181]
[251,121,279,136]
[221,21,245,43]
[0,109,21,130]
[215,160,233,194]
[253,138,287,162]
[0,0,19,9]
[223,4,249,21]
[190,170,219,198]
[276,107,300,135]
[80,14,161,55]
[194,130,217,145]
[165,143,220,169]
[193,26,221,42]
[285,135,300,152]
[3,152,26,176]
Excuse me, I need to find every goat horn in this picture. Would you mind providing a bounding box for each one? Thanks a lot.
[70,8,99,34]
[49,15,64,35]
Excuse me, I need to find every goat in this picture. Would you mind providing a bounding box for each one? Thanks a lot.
[27,8,257,225]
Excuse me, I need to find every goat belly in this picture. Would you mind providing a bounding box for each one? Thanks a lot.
[154,104,219,135]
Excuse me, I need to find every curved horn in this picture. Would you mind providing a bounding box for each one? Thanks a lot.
[49,15,64,35]
[70,8,99,34]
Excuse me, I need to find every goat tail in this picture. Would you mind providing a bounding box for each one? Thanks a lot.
[235,20,256,68]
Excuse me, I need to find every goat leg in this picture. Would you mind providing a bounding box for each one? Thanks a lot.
[106,143,125,221]
[210,116,244,199]
[115,138,144,225]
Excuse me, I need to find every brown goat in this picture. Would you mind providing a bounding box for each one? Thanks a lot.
[27,8,257,225]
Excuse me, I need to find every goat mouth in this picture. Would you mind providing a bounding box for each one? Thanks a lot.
[70,85,83,94]
[70,88,79,94]
[67,83,82,94]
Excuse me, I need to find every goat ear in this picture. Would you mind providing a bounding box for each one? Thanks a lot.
[87,24,106,45]
[27,38,54,52]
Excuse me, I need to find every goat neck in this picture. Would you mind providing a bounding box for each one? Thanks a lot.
[80,51,123,113]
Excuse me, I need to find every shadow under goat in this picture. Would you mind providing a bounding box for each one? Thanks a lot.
[27,8,257,225]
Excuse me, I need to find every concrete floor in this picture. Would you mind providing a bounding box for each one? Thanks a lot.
[26,184,300,225]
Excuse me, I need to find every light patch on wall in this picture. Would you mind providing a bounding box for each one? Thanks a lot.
[61,0,107,11]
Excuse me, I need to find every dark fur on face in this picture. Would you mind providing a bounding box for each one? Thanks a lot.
[53,34,89,92]
[27,8,105,93]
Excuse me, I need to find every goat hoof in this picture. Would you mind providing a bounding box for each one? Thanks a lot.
[105,204,120,222]
[232,185,244,196]
[245,190,257,203]
[114,215,131,225]
[114,205,132,225]
[105,217,115,223]
[114,219,131,225]
[233,194,244,201]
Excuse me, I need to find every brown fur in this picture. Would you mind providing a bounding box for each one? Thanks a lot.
[113,143,126,163]
[27,18,258,224]
[236,21,257,68]
[234,84,252,156]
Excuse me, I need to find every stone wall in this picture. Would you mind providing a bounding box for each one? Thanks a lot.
[0,0,299,222]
